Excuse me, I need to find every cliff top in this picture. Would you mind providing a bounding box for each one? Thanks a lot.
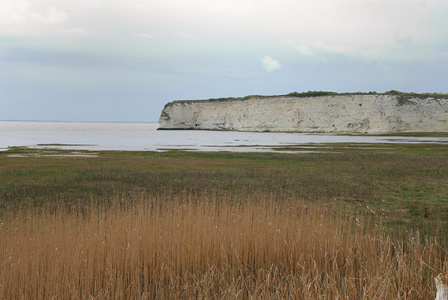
[163,90,448,109]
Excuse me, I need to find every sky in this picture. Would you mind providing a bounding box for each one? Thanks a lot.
[1,0,447,123]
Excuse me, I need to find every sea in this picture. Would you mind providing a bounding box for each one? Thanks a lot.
[1,121,447,153]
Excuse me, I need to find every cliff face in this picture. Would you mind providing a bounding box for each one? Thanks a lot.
[158,95,448,133]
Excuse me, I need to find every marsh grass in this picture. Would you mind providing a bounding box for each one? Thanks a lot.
[1,144,447,235]
[1,145,447,298]
[1,194,446,299]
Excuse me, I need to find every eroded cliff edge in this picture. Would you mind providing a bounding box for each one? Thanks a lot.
[158,93,448,134]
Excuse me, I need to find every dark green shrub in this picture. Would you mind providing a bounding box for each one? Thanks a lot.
[287,91,338,98]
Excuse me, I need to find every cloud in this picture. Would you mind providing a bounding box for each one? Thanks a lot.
[66,28,94,36]
[1,0,446,60]
[296,44,314,56]
[395,35,413,50]
[134,33,156,39]
[0,0,67,28]
[261,56,281,73]
[178,32,198,39]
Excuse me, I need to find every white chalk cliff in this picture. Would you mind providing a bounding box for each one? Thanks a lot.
[158,94,448,134]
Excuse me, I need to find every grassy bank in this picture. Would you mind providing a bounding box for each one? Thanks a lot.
[0,144,447,298]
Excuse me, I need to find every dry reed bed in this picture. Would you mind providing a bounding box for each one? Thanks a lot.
[1,194,446,299]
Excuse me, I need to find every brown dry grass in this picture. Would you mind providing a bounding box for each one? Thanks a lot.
[1,193,446,299]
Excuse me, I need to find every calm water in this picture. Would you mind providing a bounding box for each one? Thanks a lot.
[1,121,447,152]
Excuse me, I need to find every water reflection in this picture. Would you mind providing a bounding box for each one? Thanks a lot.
[1,122,447,152]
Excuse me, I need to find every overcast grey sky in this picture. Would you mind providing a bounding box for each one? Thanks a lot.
[1,0,447,122]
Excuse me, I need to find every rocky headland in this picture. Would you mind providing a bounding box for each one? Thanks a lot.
[158,92,448,134]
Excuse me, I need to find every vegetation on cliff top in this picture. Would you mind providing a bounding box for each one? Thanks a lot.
[163,90,448,108]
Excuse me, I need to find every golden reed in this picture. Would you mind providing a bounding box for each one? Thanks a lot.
[1,193,446,299]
